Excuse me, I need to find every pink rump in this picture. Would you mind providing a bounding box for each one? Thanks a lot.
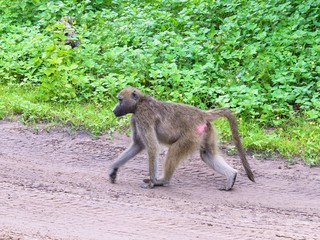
[196,123,207,134]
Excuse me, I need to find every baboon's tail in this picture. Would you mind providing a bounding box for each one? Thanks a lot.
[206,108,255,183]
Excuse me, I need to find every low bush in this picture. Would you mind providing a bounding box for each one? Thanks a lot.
[0,0,319,163]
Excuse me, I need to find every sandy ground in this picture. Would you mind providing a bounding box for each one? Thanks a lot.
[0,120,319,240]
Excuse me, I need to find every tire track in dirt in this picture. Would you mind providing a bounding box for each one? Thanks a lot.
[0,121,319,240]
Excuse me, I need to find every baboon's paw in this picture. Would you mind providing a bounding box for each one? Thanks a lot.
[142,179,169,187]
[109,168,118,184]
[143,178,151,184]
[140,181,155,189]
[220,172,237,191]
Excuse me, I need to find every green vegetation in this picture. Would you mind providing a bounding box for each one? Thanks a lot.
[0,0,319,164]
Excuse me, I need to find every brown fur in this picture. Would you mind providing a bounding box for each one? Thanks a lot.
[110,87,255,190]
[59,16,80,48]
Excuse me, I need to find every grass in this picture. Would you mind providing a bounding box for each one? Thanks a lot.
[215,118,320,165]
[0,84,123,135]
[1,84,319,165]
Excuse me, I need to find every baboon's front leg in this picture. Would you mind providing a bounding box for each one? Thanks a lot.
[138,127,161,189]
[109,142,143,183]
[144,141,192,188]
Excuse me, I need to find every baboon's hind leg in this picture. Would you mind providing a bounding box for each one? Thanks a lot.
[200,129,237,190]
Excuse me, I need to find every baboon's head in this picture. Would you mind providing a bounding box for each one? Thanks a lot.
[113,87,143,117]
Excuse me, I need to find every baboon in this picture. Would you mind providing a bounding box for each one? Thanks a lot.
[59,16,80,48]
[110,87,255,190]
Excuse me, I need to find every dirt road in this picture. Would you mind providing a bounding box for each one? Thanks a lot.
[0,121,319,240]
